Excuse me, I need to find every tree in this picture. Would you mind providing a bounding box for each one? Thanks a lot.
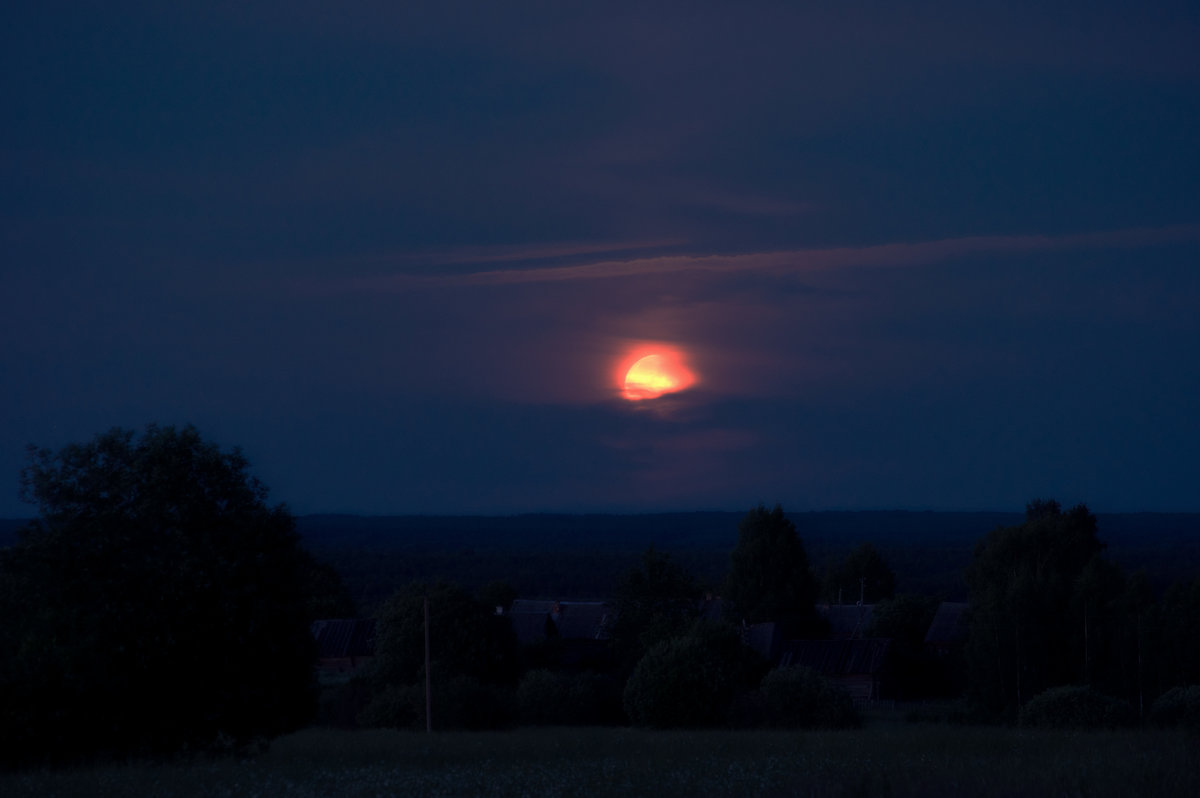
[622,620,758,728]
[0,425,318,764]
[759,666,860,728]
[608,547,702,675]
[371,580,520,690]
[1018,685,1135,729]
[964,499,1106,714]
[823,543,896,605]
[364,580,519,730]
[1160,575,1200,689]
[724,504,820,634]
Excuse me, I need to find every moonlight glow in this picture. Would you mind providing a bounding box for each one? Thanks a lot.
[619,347,697,400]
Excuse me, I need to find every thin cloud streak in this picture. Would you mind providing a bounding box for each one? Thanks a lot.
[344,223,1200,291]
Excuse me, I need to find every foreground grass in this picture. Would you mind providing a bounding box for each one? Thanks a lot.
[3,724,1197,798]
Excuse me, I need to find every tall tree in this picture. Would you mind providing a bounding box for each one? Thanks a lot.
[372,580,519,688]
[823,542,896,604]
[609,547,703,675]
[1159,575,1200,689]
[965,499,1106,714]
[0,425,318,764]
[724,505,820,634]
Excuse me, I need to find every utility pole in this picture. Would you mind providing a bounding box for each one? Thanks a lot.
[425,595,432,733]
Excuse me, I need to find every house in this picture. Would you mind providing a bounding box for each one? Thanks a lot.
[506,599,612,643]
[779,637,893,703]
[311,618,376,679]
[504,599,613,669]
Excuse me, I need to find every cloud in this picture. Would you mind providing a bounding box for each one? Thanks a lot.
[335,223,1200,290]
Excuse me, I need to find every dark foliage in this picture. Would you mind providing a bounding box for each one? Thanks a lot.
[0,425,319,766]
[1149,685,1200,730]
[358,678,514,731]
[1159,577,1200,688]
[608,547,703,675]
[823,543,896,605]
[357,683,424,729]
[316,677,377,729]
[758,666,861,728]
[299,556,358,620]
[358,581,520,731]
[724,505,821,635]
[516,670,625,726]
[965,500,1107,713]
[290,511,1200,614]
[428,677,515,730]
[623,620,764,728]
[371,581,520,689]
[1018,685,1135,729]
[477,580,519,614]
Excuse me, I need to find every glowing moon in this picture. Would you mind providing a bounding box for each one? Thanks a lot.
[621,349,697,400]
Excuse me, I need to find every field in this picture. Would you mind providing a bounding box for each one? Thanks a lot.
[3,723,1197,798]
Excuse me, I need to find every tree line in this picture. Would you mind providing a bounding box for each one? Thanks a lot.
[2,426,1199,767]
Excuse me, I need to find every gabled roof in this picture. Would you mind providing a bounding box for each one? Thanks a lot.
[311,618,376,659]
[507,599,612,643]
[924,602,969,645]
[780,638,892,676]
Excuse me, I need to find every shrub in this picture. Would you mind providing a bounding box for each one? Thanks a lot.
[317,678,377,728]
[903,700,997,726]
[1149,685,1200,730]
[431,677,515,730]
[567,672,626,725]
[623,624,745,728]
[357,684,422,729]
[1019,685,1135,729]
[517,670,625,726]
[359,678,515,731]
[759,666,860,728]
[517,670,571,725]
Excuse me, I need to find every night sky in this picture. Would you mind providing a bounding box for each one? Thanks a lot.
[3,2,1198,517]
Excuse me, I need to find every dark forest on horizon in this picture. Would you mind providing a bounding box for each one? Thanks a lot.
[4,510,1199,613]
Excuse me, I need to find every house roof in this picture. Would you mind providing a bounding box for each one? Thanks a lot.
[311,618,376,659]
[780,638,892,676]
[924,602,969,645]
[507,599,612,643]
[818,603,875,639]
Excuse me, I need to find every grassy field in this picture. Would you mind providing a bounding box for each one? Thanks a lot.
[3,723,1197,798]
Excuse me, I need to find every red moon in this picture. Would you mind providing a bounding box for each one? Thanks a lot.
[618,346,697,400]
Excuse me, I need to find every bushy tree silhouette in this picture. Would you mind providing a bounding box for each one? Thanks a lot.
[823,542,896,604]
[724,504,820,634]
[965,499,1105,714]
[608,546,702,675]
[0,425,319,764]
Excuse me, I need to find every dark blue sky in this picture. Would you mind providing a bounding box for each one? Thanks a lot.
[3,1,1198,516]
